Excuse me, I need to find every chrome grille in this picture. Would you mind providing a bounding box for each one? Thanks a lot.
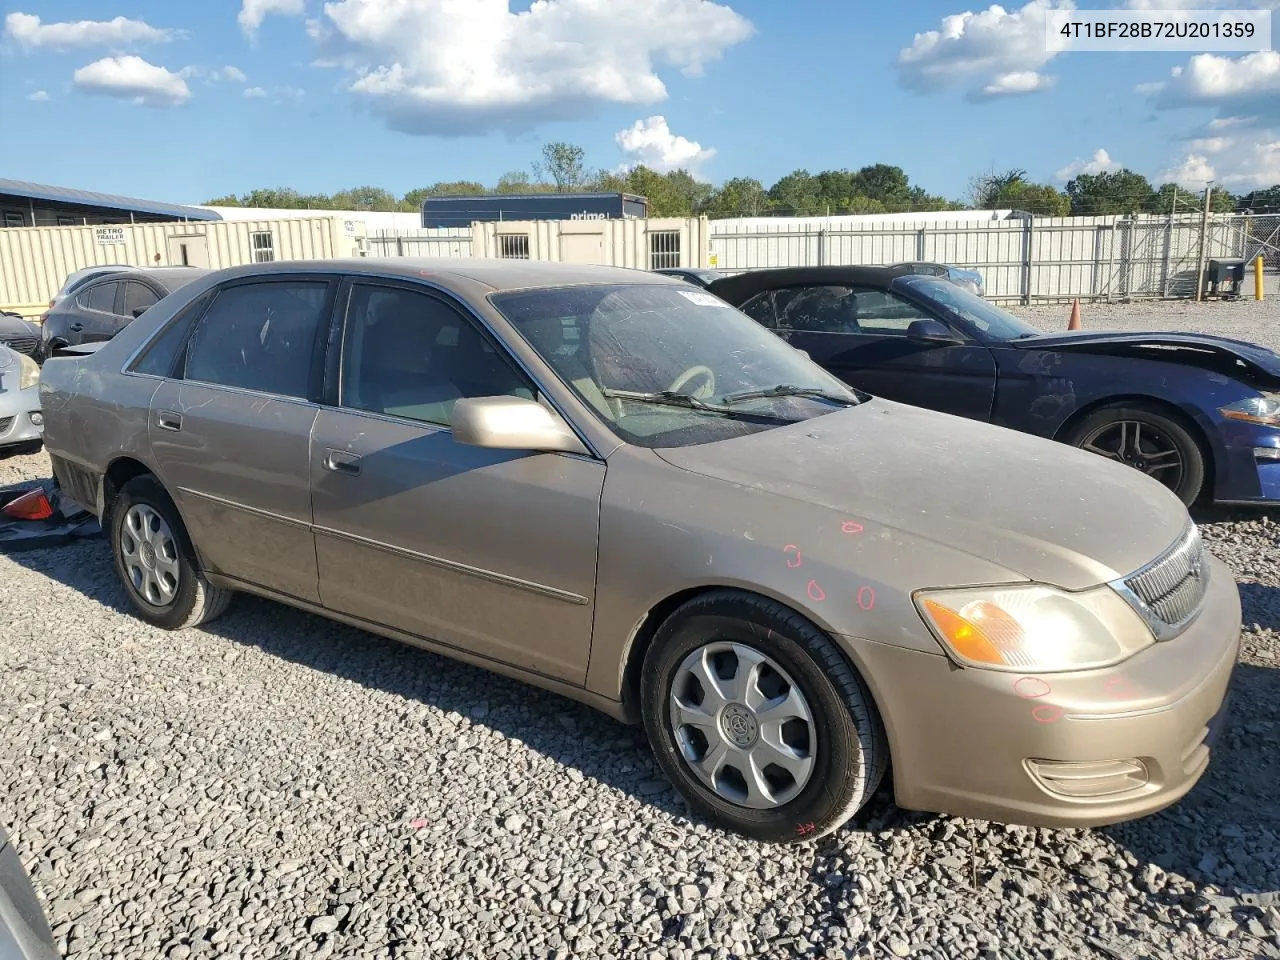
[1122,524,1210,631]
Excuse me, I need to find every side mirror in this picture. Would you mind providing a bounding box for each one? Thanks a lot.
[906,319,963,343]
[452,396,588,455]
[131,307,150,318]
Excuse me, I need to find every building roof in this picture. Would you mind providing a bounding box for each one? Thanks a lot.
[0,179,221,222]
[425,192,647,203]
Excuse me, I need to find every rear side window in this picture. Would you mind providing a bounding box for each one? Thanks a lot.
[80,282,118,313]
[184,281,330,399]
[130,291,215,378]
[123,282,160,318]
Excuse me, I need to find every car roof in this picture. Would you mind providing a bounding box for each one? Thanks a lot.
[704,264,904,304]
[202,258,687,293]
[82,267,211,291]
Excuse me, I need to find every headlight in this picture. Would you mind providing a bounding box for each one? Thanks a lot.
[18,353,39,391]
[1220,394,1280,427]
[914,583,1153,672]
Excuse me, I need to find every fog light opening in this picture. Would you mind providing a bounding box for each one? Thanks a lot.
[1025,757,1150,799]
[29,412,43,426]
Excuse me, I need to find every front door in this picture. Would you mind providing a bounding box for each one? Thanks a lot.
[147,276,337,603]
[748,284,998,422]
[310,280,605,684]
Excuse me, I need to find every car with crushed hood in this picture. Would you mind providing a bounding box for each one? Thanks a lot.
[37,259,1239,843]
[707,265,1280,506]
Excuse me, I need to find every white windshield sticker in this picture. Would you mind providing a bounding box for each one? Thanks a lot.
[678,289,729,308]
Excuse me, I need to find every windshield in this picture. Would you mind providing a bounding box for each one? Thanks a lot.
[899,276,1041,341]
[490,283,862,448]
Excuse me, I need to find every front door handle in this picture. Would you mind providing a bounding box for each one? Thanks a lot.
[323,449,362,475]
[69,323,84,333]
[156,410,182,432]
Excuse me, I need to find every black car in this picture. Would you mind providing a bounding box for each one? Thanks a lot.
[652,267,743,288]
[39,268,208,360]
[706,265,1280,506]
[0,312,40,358]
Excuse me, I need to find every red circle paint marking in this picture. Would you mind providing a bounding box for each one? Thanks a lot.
[806,580,826,602]
[784,545,802,569]
[841,521,864,535]
[856,586,876,611]
[1103,676,1137,699]
[1014,677,1052,699]
[1031,705,1062,724]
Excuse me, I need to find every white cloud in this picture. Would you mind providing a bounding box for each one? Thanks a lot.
[239,0,306,37]
[1155,50,1280,110]
[311,0,754,135]
[26,89,49,102]
[615,115,715,175]
[242,84,304,103]
[1188,136,1231,153]
[4,11,178,49]
[1158,153,1216,188]
[224,65,248,83]
[73,56,191,108]
[243,86,268,98]
[1054,147,1119,182]
[1125,0,1279,9]
[896,1,1070,99]
[971,70,1055,100]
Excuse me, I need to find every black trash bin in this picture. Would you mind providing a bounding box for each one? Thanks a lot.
[1205,258,1246,298]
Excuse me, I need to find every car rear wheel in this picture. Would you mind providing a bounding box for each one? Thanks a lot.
[640,590,887,844]
[1061,403,1206,506]
[110,475,233,630]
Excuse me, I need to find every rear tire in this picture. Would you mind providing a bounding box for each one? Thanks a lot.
[1061,402,1206,506]
[641,590,887,844]
[109,475,233,630]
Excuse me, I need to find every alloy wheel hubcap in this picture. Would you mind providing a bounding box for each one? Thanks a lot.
[1079,419,1184,492]
[120,504,180,607]
[668,641,816,810]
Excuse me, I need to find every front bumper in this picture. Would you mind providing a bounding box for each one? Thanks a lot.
[844,555,1240,828]
[0,390,42,450]
[1213,419,1280,504]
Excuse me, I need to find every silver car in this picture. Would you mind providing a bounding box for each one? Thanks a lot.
[0,345,42,454]
[37,259,1238,844]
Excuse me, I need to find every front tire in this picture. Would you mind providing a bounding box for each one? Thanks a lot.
[641,590,888,844]
[109,475,233,630]
[1060,402,1206,506]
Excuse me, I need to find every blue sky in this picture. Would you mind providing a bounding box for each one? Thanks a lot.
[2,1,1277,205]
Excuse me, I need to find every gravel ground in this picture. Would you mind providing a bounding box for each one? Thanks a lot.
[1,297,1279,960]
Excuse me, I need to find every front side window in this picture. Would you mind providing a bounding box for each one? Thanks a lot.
[773,285,861,333]
[845,289,937,335]
[184,281,329,398]
[491,283,862,449]
[340,284,534,427]
[123,282,160,317]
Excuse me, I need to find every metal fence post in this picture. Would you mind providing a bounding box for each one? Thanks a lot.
[818,227,827,266]
[916,227,926,261]
[1022,214,1034,305]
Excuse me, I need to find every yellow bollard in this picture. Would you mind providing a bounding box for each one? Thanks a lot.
[1257,255,1266,301]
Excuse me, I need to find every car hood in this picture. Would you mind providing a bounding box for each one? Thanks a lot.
[1011,329,1280,384]
[0,314,35,338]
[654,399,1189,590]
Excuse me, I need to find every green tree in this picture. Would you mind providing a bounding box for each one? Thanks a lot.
[703,177,768,217]
[623,165,684,216]
[494,170,542,193]
[1002,182,1071,217]
[767,170,822,216]
[1236,185,1280,213]
[534,142,588,193]
[204,193,242,206]
[849,163,912,209]
[329,186,399,211]
[1066,169,1155,215]
[1146,182,1201,215]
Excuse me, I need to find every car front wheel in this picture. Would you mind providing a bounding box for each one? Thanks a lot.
[641,590,888,844]
[1061,403,1206,506]
[110,475,233,630]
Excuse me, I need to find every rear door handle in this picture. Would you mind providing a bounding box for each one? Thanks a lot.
[69,323,84,333]
[156,410,182,432]
[323,449,362,475]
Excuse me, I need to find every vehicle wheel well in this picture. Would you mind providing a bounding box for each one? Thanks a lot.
[102,457,154,521]
[619,586,892,762]
[1053,395,1216,498]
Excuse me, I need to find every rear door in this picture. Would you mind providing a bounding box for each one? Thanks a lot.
[310,278,605,684]
[71,280,124,344]
[121,281,162,329]
[147,275,337,603]
[743,284,998,422]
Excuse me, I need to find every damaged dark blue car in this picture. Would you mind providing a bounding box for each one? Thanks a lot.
[706,265,1280,507]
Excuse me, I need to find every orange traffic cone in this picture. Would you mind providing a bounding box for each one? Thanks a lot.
[1067,298,1082,331]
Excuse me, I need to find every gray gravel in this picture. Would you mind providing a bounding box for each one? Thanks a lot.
[1,297,1278,960]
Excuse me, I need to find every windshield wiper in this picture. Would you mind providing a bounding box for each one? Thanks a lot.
[721,384,860,407]
[600,387,795,421]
